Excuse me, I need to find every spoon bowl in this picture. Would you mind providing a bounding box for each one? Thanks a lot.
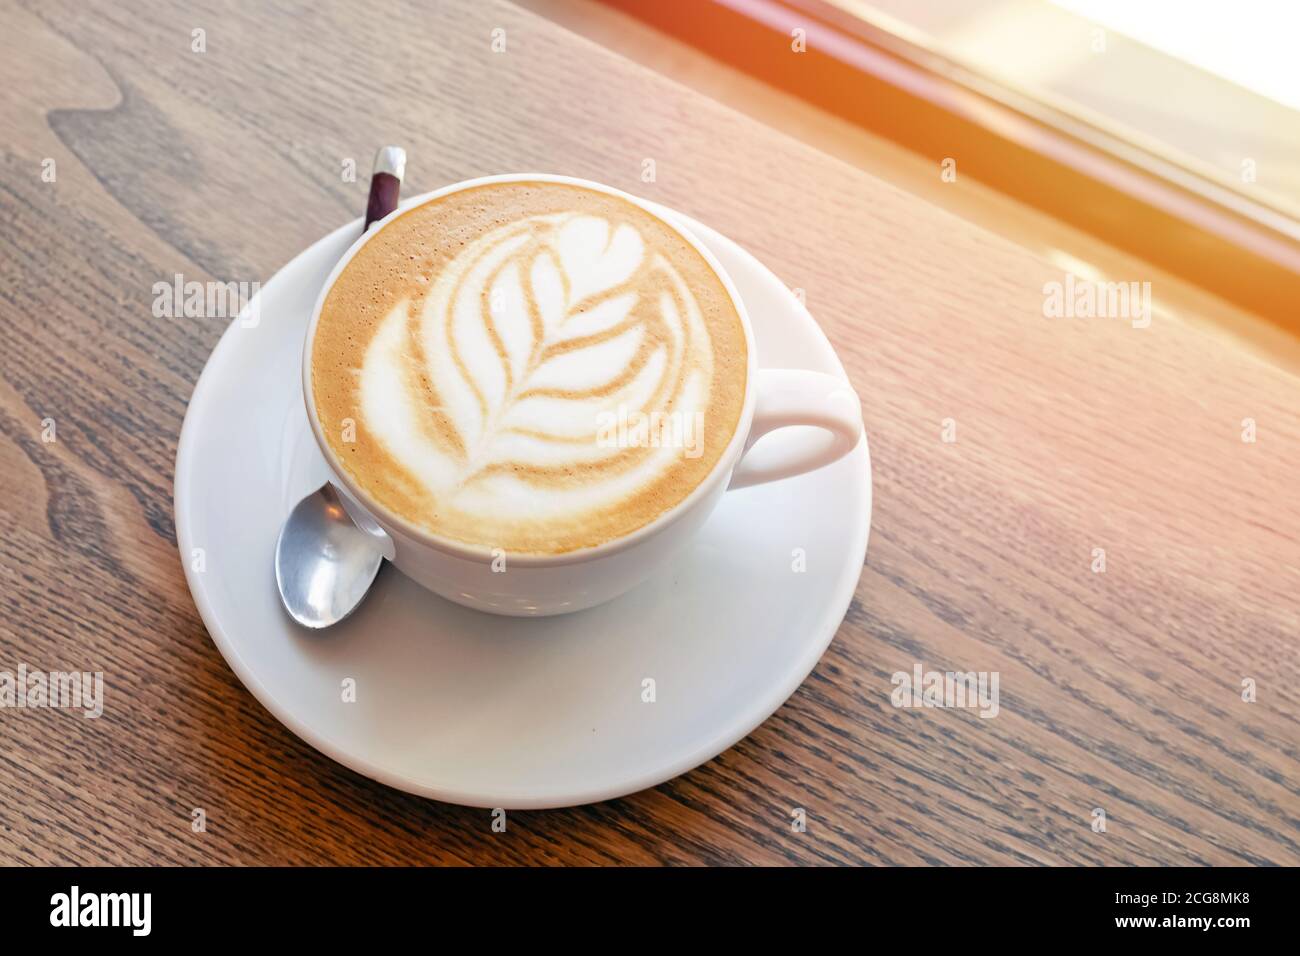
[275,482,384,628]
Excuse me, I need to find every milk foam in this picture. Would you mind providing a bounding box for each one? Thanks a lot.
[357,209,716,530]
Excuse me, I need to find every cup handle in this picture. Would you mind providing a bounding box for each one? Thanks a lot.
[727,369,863,490]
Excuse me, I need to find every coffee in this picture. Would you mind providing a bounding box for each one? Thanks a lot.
[310,181,747,554]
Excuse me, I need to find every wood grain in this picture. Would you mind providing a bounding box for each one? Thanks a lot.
[0,0,1296,866]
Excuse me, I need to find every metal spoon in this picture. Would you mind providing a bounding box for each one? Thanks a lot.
[275,146,405,627]
[275,482,385,628]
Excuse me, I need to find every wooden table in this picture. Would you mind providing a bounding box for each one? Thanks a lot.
[1,0,1296,866]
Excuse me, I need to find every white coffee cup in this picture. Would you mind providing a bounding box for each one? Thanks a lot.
[303,174,862,615]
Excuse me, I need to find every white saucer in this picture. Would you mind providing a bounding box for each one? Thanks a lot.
[175,201,871,809]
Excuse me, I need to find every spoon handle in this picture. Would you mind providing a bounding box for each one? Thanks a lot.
[364,146,406,231]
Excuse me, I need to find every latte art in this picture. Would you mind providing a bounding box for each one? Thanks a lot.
[365,212,708,497]
[311,182,747,554]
